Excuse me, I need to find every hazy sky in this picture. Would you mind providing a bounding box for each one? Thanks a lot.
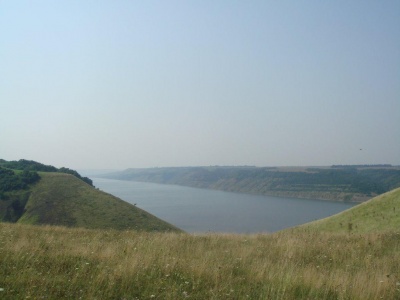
[1,1,399,169]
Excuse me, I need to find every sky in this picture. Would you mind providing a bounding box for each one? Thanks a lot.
[1,1,399,169]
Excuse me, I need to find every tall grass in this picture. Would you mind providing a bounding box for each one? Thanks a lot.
[1,223,399,299]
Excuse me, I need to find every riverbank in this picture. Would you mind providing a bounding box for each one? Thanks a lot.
[99,165,400,202]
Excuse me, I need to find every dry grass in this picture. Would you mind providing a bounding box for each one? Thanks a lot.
[1,223,399,299]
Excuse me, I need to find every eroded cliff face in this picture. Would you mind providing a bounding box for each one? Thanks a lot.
[172,182,377,203]
[101,166,400,203]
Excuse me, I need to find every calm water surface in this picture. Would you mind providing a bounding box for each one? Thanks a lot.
[92,178,357,233]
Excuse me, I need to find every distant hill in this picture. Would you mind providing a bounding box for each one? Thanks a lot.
[100,165,400,202]
[297,187,400,233]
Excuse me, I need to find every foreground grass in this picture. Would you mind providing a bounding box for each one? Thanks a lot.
[1,223,399,299]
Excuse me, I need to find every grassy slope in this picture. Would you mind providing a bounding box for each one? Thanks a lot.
[297,187,400,233]
[0,223,399,299]
[18,172,180,232]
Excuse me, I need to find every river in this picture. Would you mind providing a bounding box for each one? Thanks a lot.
[92,178,356,233]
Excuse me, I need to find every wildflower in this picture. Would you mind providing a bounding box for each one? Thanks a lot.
[182,291,189,297]
[150,295,155,298]
[0,288,4,292]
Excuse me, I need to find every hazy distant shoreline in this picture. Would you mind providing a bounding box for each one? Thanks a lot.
[98,165,400,203]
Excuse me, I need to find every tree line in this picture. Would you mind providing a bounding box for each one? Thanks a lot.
[0,159,93,186]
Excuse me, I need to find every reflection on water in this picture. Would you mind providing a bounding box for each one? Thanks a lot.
[92,178,356,233]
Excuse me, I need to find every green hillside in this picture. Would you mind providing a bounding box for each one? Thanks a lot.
[298,187,400,233]
[16,172,180,232]
[0,159,180,231]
